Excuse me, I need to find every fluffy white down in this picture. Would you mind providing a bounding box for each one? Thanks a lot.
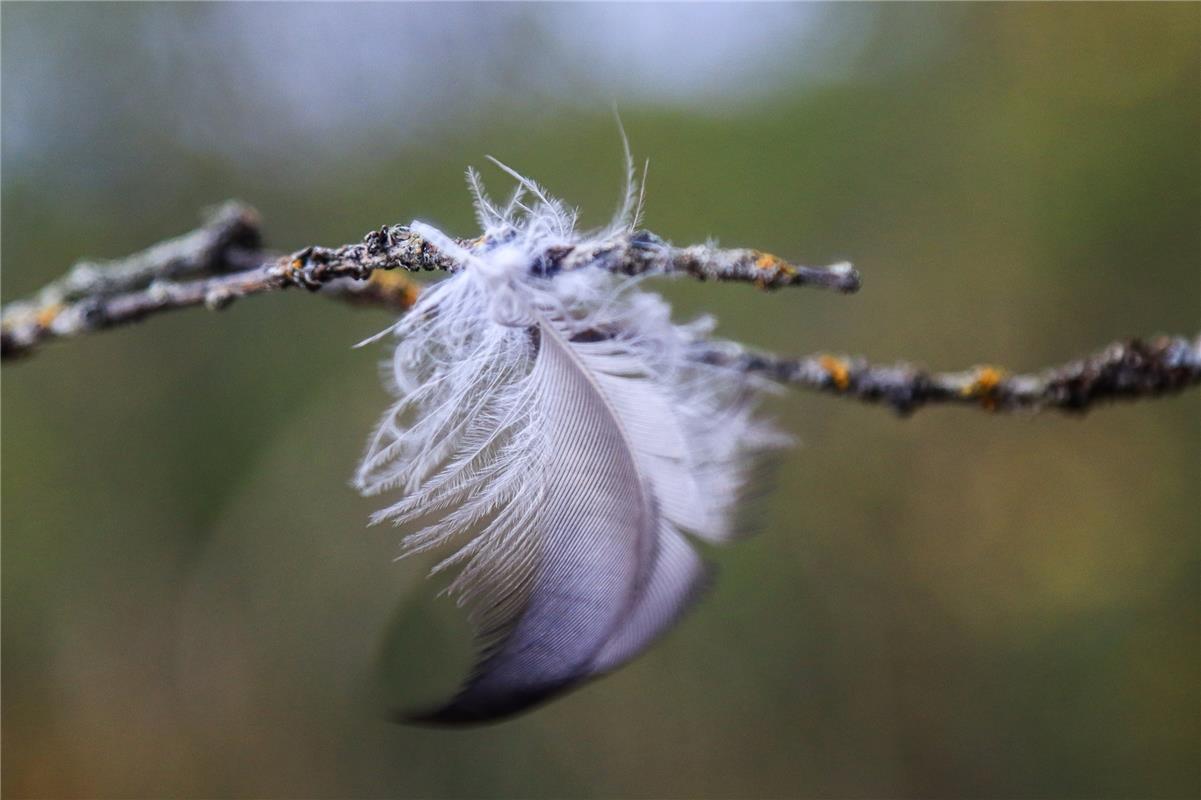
[354,157,781,722]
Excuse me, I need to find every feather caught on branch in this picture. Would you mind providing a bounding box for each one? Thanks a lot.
[355,157,781,723]
[2,148,1197,727]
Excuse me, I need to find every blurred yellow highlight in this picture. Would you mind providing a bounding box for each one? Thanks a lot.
[818,354,851,390]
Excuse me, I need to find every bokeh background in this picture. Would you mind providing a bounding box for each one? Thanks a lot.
[3,3,1199,798]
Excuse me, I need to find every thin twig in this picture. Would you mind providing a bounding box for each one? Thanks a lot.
[1,203,854,359]
[695,336,1201,415]
[10,203,264,308]
[555,232,861,292]
[2,204,1198,417]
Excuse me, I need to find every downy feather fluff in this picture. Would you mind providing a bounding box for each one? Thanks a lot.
[355,152,781,724]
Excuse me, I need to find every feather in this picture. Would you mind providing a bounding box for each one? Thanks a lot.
[356,157,780,724]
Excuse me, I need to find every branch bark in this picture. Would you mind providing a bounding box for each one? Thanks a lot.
[693,336,1201,415]
[3,203,1197,416]
[0,202,856,359]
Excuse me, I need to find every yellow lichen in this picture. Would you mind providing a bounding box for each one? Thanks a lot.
[754,252,796,275]
[818,354,851,391]
[754,252,778,271]
[368,270,421,308]
[962,366,1005,409]
[35,303,64,328]
[752,251,796,289]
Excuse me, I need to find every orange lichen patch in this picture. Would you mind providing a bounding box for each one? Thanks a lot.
[818,354,851,391]
[752,251,797,289]
[35,303,64,328]
[753,251,796,275]
[962,366,1005,409]
[368,270,422,308]
[287,258,304,274]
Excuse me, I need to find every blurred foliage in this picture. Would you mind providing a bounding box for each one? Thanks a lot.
[2,4,1198,799]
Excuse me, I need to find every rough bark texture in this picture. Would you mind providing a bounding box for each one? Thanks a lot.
[1,203,855,359]
[693,336,1201,415]
[3,203,1197,417]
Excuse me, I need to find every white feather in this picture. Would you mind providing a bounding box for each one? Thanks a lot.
[355,156,780,723]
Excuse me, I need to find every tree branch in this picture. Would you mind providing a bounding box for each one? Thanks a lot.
[2,203,1197,416]
[693,336,1201,415]
[0,202,856,359]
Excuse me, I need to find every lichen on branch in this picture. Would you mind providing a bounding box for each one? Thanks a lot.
[2,203,1197,417]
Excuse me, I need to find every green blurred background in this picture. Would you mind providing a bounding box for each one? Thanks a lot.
[3,3,1198,798]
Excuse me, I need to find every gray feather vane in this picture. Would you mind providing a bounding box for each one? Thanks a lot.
[355,154,781,724]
